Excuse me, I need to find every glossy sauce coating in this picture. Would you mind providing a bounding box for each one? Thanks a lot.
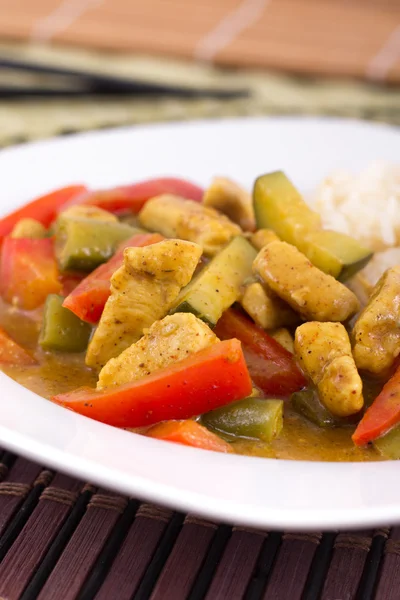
[0,300,379,462]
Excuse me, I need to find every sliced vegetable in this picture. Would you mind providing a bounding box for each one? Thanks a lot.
[52,338,252,428]
[172,236,257,326]
[253,171,372,280]
[63,232,164,323]
[59,273,85,297]
[291,388,336,428]
[353,364,400,446]
[253,171,321,249]
[201,397,283,442]
[0,185,86,248]
[0,237,61,310]
[215,308,306,396]
[0,326,36,365]
[146,420,232,452]
[305,230,372,281]
[65,178,204,214]
[55,216,135,272]
[373,424,400,459]
[39,295,92,352]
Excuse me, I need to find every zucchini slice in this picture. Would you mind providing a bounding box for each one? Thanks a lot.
[253,171,372,281]
[171,236,257,326]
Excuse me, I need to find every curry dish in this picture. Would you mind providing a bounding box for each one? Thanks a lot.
[0,172,399,461]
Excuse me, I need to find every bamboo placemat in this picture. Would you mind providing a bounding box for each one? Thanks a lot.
[0,449,396,600]
[1,0,400,82]
[0,42,400,148]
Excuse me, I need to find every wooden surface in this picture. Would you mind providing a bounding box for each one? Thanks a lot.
[0,450,397,599]
[0,0,400,82]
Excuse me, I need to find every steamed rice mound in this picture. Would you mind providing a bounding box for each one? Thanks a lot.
[312,162,400,283]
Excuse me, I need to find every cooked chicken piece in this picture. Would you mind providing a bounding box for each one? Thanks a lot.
[139,194,241,256]
[58,204,118,222]
[250,229,280,251]
[295,322,363,417]
[85,239,202,369]
[352,267,400,374]
[11,218,47,239]
[253,241,359,322]
[240,281,298,330]
[203,177,255,231]
[97,312,218,388]
[269,328,294,353]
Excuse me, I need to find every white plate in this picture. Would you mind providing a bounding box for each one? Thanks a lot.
[0,117,399,532]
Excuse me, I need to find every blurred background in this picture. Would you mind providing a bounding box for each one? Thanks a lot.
[0,0,399,146]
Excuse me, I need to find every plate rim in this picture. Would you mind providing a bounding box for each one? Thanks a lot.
[1,115,400,531]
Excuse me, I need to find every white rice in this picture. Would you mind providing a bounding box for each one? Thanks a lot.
[311,161,400,284]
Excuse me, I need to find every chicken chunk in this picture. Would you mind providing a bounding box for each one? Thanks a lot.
[253,241,359,322]
[250,229,280,251]
[203,177,255,231]
[85,239,202,369]
[58,204,118,222]
[240,281,298,330]
[139,194,241,256]
[295,322,363,417]
[352,267,400,374]
[97,313,218,388]
[11,218,47,239]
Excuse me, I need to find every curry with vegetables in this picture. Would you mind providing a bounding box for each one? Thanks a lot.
[1,172,399,461]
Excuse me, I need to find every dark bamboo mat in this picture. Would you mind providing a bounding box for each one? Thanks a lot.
[0,449,396,599]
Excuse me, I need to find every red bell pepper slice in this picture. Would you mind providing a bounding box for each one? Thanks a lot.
[0,326,36,366]
[65,177,204,214]
[0,185,86,248]
[62,232,164,323]
[146,420,233,453]
[59,273,85,297]
[353,365,400,446]
[0,237,62,310]
[52,338,252,428]
[215,308,306,397]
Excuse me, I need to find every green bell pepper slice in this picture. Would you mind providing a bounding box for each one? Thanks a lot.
[56,216,135,272]
[39,294,92,352]
[201,397,283,442]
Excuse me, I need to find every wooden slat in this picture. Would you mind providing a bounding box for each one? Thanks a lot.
[0,0,399,81]
[374,527,400,600]
[263,533,322,600]
[321,530,373,600]
[95,504,173,600]
[0,473,80,600]
[37,490,128,600]
[205,528,266,599]
[150,516,217,599]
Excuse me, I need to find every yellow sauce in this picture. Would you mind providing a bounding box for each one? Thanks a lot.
[0,299,381,462]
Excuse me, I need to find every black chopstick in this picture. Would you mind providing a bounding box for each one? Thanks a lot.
[0,57,249,99]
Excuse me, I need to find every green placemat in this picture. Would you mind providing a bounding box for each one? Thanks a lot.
[0,42,399,147]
